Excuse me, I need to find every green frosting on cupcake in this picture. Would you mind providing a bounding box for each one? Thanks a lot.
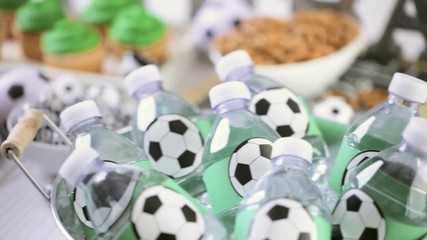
[15,0,64,32]
[41,19,102,54]
[109,7,167,48]
[0,0,27,11]
[82,0,140,25]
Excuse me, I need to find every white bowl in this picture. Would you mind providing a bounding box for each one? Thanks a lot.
[210,31,366,99]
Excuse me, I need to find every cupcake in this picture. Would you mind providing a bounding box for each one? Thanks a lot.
[108,7,169,64]
[81,0,139,36]
[41,19,103,72]
[14,0,64,60]
[0,0,27,38]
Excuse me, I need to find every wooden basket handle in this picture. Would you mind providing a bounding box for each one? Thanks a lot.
[1,109,44,159]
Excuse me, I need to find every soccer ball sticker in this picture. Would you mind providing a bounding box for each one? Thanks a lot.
[131,185,205,240]
[73,186,94,228]
[144,114,204,178]
[72,161,120,229]
[332,189,386,240]
[229,138,273,197]
[342,151,378,186]
[250,88,309,138]
[249,198,317,240]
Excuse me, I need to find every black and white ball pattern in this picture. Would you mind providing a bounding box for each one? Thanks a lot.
[250,88,309,138]
[144,114,204,178]
[131,185,205,240]
[332,189,386,240]
[249,198,317,240]
[72,161,119,229]
[51,74,85,105]
[73,185,94,228]
[312,97,354,125]
[229,138,273,197]
[342,151,378,186]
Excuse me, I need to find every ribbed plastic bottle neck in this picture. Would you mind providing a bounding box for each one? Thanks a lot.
[213,98,250,114]
[272,155,311,172]
[224,66,254,83]
[132,82,163,100]
[388,93,422,113]
[68,117,105,137]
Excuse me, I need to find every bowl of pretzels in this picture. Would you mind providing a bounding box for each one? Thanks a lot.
[211,10,366,99]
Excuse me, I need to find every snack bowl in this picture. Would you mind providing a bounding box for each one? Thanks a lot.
[254,32,366,99]
[210,30,365,99]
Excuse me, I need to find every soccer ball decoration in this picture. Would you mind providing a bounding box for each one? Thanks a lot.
[249,198,317,240]
[131,185,205,240]
[73,185,94,228]
[342,151,379,186]
[312,97,354,125]
[144,114,204,178]
[72,161,118,229]
[51,74,85,105]
[332,189,386,240]
[192,0,251,53]
[0,66,52,122]
[250,88,309,138]
[229,138,273,197]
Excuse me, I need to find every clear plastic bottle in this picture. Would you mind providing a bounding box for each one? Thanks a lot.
[202,81,280,232]
[60,100,152,239]
[124,65,211,147]
[124,66,213,200]
[333,117,427,240]
[215,50,329,184]
[59,147,211,240]
[329,73,427,194]
[235,137,331,240]
[60,100,150,168]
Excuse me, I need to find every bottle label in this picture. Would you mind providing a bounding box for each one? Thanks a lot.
[70,161,131,238]
[203,138,273,214]
[142,114,205,178]
[116,178,206,240]
[130,160,153,169]
[203,157,242,214]
[333,188,427,240]
[235,198,331,240]
[298,96,323,138]
[328,141,379,194]
[136,97,157,132]
[250,88,311,139]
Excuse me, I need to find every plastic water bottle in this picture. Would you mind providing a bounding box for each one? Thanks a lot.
[60,100,150,168]
[235,138,332,240]
[333,117,427,240]
[329,73,427,194]
[60,100,152,238]
[124,66,213,200]
[215,50,329,184]
[202,81,280,232]
[124,65,211,148]
[59,147,211,240]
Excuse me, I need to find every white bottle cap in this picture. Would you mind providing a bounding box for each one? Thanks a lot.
[215,50,254,82]
[403,117,427,153]
[271,137,313,163]
[209,81,251,108]
[60,100,102,133]
[59,147,100,186]
[123,64,162,97]
[388,73,427,104]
